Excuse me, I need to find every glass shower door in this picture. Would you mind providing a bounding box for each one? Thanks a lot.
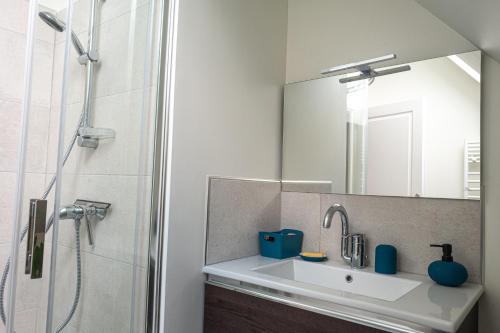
[0,0,163,331]
[0,0,55,331]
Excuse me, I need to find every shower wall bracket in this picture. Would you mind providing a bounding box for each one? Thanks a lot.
[77,49,99,65]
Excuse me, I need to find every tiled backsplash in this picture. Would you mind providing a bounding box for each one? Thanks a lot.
[205,178,482,283]
[205,177,281,265]
[282,192,481,283]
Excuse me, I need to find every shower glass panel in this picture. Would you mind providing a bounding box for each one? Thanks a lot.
[0,0,163,331]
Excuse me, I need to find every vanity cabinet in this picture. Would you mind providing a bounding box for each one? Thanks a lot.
[203,284,478,333]
[204,284,384,333]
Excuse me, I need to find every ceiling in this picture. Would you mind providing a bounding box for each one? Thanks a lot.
[416,0,500,63]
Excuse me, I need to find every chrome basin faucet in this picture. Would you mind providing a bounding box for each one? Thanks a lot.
[322,204,367,269]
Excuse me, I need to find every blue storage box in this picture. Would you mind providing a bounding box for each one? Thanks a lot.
[259,229,303,259]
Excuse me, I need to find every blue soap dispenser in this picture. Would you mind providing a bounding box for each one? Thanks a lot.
[428,243,468,287]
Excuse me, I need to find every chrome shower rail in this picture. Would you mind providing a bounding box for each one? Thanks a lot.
[40,0,115,149]
[77,0,117,148]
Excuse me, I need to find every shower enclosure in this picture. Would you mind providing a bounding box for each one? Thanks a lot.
[0,0,172,331]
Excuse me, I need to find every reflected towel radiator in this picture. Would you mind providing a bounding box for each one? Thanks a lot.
[464,141,480,199]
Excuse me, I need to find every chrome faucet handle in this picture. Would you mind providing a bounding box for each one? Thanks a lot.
[74,199,111,215]
[74,199,111,247]
[350,233,368,269]
[84,215,95,248]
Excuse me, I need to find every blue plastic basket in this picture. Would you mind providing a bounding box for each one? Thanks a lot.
[259,229,303,259]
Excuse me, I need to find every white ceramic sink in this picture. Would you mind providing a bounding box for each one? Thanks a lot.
[253,259,422,301]
[204,256,484,332]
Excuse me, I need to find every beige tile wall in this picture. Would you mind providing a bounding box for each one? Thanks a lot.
[280,191,321,252]
[206,179,481,283]
[205,177,281,265]
[282,191,482,283]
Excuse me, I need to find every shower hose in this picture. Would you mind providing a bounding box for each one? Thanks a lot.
[0,109,85,332]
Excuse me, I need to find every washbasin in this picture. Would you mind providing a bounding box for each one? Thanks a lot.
[253,259,422,301]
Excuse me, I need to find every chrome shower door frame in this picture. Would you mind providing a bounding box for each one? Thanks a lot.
[5,0,40,332]
[146,0,179,332]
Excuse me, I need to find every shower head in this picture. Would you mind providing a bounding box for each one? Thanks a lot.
[39,11,65,32]
[38,11,86,57]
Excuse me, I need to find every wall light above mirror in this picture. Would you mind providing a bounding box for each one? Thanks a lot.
[282,51,481,200]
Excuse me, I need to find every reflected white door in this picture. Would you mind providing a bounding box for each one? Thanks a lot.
[366,101,422,196]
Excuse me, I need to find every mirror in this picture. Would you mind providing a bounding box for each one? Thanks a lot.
[282,51,481,200]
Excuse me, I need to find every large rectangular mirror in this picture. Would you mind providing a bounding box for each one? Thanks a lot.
[282,51,481,200]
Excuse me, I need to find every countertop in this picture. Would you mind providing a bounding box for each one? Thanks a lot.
[203,256,483,333]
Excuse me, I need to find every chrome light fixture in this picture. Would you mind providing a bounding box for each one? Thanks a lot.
[321,54,411,84]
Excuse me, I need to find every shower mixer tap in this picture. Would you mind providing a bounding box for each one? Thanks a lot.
[59,199,111,247]
[24,199,111,279]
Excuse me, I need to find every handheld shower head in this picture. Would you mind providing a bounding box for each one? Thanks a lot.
[39,11,65,32]
[38,11,86,57]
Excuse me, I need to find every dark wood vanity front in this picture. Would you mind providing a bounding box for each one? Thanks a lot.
[204,284,385,333]
[203,284,478,333]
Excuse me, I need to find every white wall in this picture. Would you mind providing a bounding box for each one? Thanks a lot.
[164,1,287,332]
[479,54,500,333]
[368,55,480,199]
[416,0,500,64]
[164,1,489,332]
[286,0,476,83]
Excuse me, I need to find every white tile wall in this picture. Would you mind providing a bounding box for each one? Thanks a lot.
[38,245,137,333]
[0,35,53,281]
[0,1,56,330]
[41,0,156,332]
[55,0,149,43]
[0,29,54,107]
[46,89,150,175]
[0,0,156,332]
[0,102,50,173]
[0,173,47,329]
[56,174,140,264]
[50,2,152,108]
[0,1,55,43]
[0,308,38,333]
